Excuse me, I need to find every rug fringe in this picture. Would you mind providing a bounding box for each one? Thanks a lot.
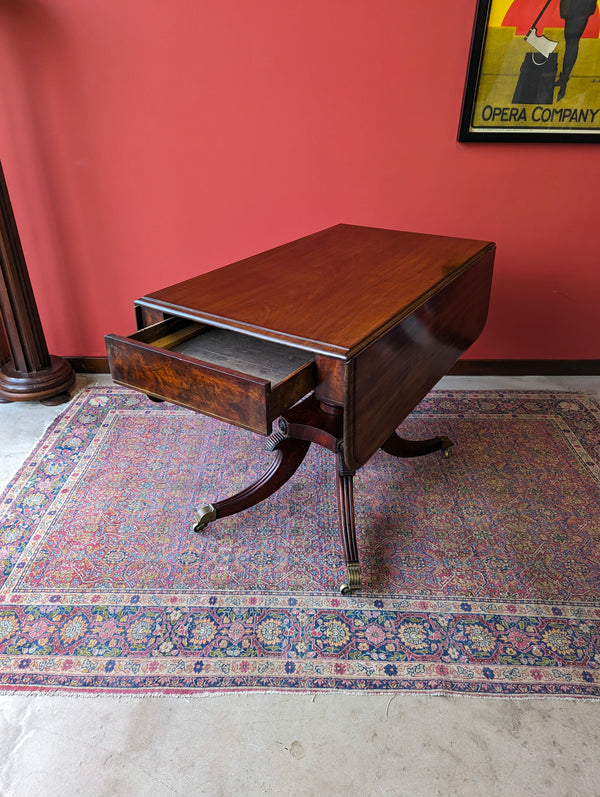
[1,687,599,702]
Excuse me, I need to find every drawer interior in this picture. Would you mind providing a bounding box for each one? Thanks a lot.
[173,328,314,385]
[132,316,315,385]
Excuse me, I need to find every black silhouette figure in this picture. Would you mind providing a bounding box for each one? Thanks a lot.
[556,0,598,99]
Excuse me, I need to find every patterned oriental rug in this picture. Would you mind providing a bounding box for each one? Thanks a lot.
[1,387,599,697]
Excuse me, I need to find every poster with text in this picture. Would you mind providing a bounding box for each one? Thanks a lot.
[459,0,600,140]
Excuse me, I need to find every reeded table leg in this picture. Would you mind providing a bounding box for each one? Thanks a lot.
[381,431,453,459]
[335,451,362,595]
[192,432,310,533]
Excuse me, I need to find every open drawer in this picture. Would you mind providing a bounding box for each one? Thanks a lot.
[105,316,316,435]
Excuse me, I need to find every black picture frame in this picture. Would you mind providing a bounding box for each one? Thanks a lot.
[458,0,600,142]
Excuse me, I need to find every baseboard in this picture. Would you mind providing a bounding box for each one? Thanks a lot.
[449,360,600,376]
[68,357,600,377]
[67,357,111,374]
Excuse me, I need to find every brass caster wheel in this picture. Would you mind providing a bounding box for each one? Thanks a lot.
[339,562,362,596]
[192,503,217,534]
[439,436,453,458]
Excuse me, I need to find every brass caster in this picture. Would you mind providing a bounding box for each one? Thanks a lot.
[339,562,362,596]
[439,436,453,458]
[192,503,217,533]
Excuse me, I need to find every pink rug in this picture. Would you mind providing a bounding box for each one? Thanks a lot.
[1,386,599,695]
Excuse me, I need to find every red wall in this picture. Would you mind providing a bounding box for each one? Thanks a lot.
[0,0,598,359]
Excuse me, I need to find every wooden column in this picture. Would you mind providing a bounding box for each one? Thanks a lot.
[0,160,74,403]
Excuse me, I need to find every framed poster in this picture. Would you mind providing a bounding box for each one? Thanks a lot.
[458,0,600,141]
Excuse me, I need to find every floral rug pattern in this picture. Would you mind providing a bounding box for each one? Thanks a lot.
[0,387,599,695]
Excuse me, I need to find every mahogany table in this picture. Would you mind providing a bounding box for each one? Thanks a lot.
[106,224,495,594]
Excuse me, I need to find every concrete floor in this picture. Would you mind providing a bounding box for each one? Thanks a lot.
[1,374,599,797]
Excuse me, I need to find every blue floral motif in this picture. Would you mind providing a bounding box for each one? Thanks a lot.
[285,661,296,674]
[483,668,495,680]
[256,614,291,653]
[384,664,398,676]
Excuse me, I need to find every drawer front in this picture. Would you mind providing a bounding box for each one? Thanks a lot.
[105,321,315,435]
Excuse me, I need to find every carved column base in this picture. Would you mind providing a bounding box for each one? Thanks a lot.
[0,354,75,404]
